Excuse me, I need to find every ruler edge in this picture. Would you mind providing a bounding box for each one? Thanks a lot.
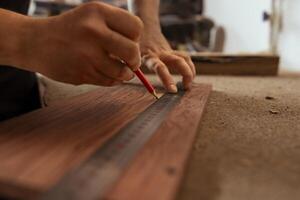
[105,83,213,200]
[169,83,212,200]
[39,84,188,199]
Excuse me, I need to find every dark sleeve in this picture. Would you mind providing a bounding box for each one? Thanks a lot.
[0,0,41,121]
[0,0,30,14]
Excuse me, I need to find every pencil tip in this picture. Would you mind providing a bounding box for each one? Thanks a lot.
[152,91,159,100]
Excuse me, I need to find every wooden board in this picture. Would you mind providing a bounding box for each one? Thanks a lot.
[0,83,211,200]
[143,53,279,76]
[107,83,212,200]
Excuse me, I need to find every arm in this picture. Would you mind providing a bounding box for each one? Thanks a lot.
[128,0,196,92]
[128,0,160,32]
[0,2,143,86]
[0,9,29,68]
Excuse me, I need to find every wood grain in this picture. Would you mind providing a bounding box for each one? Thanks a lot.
[143,53,279,76]
[0,83,211,200]
[106,84,212,200]
[0,84,155,199]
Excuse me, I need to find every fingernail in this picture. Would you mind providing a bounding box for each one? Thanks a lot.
[129,72,135,80]
[132,58,142,71]
[168,84,178,93]
[122,67,135,81]
[127,69,135,80]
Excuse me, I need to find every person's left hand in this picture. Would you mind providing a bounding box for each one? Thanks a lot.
[139,27,196,93]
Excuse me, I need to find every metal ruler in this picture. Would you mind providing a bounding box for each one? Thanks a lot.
[40,89,184,200]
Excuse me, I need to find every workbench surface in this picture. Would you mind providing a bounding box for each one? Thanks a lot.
[42,74,300,200]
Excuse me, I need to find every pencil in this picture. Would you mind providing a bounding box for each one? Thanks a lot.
[134,68,159,99]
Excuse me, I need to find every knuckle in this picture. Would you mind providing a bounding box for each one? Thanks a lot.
[168,56,178,63]
[173,57,186,65]
[178,59,189,68]
[187,55,193,61]
[155,63,165,71]
[110,6,124,15]
[181,52,190,59]
[81,2,102,13]
[126,43,140,67]
[110,10,143,40]
[188,57,194,65]
[103,30,116,43]
[131,16,144,40]
[172,57,193,79]
[184,71,194,80]
[136,17,144,30]
[79,6,106,34]
[183,55,190,61]
[97,25,108,37]
[81,20,103,36]
[129,43,140,56]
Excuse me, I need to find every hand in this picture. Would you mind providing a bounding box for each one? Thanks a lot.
[20,2,143,86]
[139,28,196,93]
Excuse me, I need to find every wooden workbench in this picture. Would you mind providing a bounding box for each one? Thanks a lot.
[38,74,300,200]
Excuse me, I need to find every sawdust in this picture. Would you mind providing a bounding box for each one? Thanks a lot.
[269,109,280,114]
[265,96,276,100]
[177,75,300,200]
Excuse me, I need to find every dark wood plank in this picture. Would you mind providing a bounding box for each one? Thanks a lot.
[0,84,156,199]
[143,53,279,76]
[106,84,212,200]
[0,83,211,200]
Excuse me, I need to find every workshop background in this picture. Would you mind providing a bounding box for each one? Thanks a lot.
[29,0,300,72]
[1,1,300,200]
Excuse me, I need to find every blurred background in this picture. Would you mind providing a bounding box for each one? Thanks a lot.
[29,0,300,72]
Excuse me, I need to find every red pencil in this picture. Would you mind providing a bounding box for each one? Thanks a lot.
[134,68,159,99]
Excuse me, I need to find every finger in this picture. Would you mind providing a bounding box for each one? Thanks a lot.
[104,6,143,42]
[144,56,177,93]
[94,53,134,81]
[99,28,141,70]
[174,51,196,77]
[159,53,194,90]
[87,68,123,86]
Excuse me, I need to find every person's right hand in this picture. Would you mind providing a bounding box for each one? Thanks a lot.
[19,2,143,86]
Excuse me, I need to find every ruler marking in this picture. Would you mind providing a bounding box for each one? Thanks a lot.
[40,90,184,200]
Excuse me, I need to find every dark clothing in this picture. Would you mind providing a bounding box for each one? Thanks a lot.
[0,0,30,14]
[160,0,203,17]
[0,0,41,121]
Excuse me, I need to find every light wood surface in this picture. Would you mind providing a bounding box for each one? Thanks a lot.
[143,53,279,76]
[0,83,211,200]
[191,53,279,76]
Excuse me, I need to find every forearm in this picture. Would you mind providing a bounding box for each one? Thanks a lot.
[128,0,160,31]
[129,1,195,92]
[0,9,32,68]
